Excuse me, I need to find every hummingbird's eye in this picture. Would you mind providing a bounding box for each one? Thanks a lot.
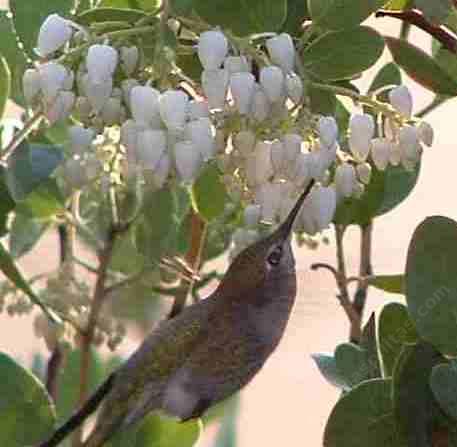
[267,247,283,266]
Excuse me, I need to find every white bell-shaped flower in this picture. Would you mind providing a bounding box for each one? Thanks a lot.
[251,85,270,122]
[101,97,122,125]
[246,141,273,186]
[130,85,161,127]
[68,125,94,155]
[335,162,357,198]
[84,75,113,113]
[46,90,75,124]
[86,44,118,84]
[389,85,412,118]
[244,204,262,228]
[230,72,255,115]
[256,182,282,223]
[301,185,337,235]
[121,78,139,107]
[152,152,171,188]
[174,140,203,183]
[198,30,228,70]
[188,99,210,120]
[285,72,303,104]
[318,116,338,148]
[349,114,375,162]
[22,69,41,104]
[137,129,167,170]
[120,46,139,75]
[399,125,421,166]
[266,33,295,73]
[234,130,256,158]
[159,89,189,131]
[290,152,311,187]
[260,66,284,103]
[224,56,251,75]
[282,133,302,166]
[418,121,434,147]
[186,117,216,160]
[39,62,68,102]
[370,138,391,171]
[309,142,337,180]
[37,14,73,57]
[270,140,285,175]
[202,69,229,110]
[356,162,372,185]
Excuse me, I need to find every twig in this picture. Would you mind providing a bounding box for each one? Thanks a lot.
[376,8,457,54]
[168,212,207,319]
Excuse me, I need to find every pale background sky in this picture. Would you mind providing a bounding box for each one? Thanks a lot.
[1,5,456,446]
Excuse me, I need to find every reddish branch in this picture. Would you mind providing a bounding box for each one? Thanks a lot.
[376,9,457,54]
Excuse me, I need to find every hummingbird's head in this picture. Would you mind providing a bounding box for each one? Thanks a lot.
[217,180,315,296]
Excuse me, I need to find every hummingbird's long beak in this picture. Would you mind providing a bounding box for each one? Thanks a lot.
[275,179,315,242]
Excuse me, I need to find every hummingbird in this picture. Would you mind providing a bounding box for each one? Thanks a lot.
[40,179,315,447]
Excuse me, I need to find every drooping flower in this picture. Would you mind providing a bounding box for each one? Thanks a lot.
[36,14,73,57]
[198,30,228,70]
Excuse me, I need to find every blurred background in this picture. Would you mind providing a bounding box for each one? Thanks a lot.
[1,4,456,446]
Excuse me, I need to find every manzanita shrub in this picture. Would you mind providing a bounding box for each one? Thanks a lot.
[0,0,457,445]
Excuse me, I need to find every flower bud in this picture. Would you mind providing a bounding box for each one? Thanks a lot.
[349,114,374,162]
[418,121,434,147]
[356,162,372,185]
[244,204,261,227]
[120,46,139,75]
[389,85,412,118]
[186,117,216,160]
[101,97,122,125]
[335,162,356,198]
[137,129,167,170]
[285,72,303,104]
[68,125,94,155]
[270,140,285,175]
[318,116,338,148]
[188,99,210,120]
[202,69,229,110]
[234,130,256,158]
[251,85,270,122]
[121,78,139,107]
[39,62,68,102]
[399,125,421,165]
[130,85,161,127]
[370,138,391,171]
[260,66,284,103]
[230,72,255,115]
[300,185,336,235]
[224,56,251,75]
[174,140,203,183]
[266,33,295,73]
[198,30,228,70]
[22,69,41,104]
[84,75,113,113]
[46,90,74,124]
[290,152,311,188]
[159,89,189,130]
[37,14,73,57]
[309,142,337,180]
[86,44,118,84]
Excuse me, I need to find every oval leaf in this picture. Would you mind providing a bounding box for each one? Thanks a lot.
[303,26,384,81]
[0,352,56,446]
[406,216,457,355]
[430,361,457,421]
[77,7,148,25]
[369,274,405,294]
[386,36,457,96]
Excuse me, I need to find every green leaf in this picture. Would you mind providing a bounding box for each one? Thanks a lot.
[0,11,28,106]
[406,216,457,356]
[0,166,15,236]
[430,360,457,420]
[393,341,445,446]
[368,62,402,94]
[308,0,386,30]
[6,142,64,202]
[17,179,65,219]
[282,0,310,35]
[0,241,58,322]
[10,0,75,58]
[369,274,405,294]
[378,302,417,377]
[0,55,10,120]
[303,26,384,81]
[323,378,397,447]
[308,84,337,115]
[192,163,229,222]
[360,313,382,379]
[312,353,347,389]
[135,413,200,447]
[0,352,56,446]
[194,0,287,36]
[170,0,194,16]
[77,7,148,25]
[334,343,372,389]
[385,36,457,96]
[434,46,457,85]
[415,0,453,25]
[9,212,48,258]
